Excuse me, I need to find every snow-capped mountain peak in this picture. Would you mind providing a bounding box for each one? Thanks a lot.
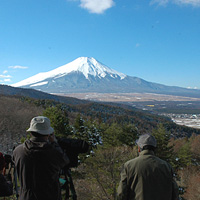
[12,57,126,87]
[10,57,200,98]
[77,57,126,79]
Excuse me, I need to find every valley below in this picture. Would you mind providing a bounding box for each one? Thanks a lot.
[57,92,200,102]
[58,92,200,129]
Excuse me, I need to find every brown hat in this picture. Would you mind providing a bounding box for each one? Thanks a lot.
[136,134,157,148]
[0,152,5,170]
[27,116,54,135]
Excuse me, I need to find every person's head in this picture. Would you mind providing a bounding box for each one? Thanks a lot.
[27,116,54,138]
[136,134,157,152]
[0,152,5,172]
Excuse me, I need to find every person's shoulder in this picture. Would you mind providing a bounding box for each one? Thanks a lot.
[154,156,172,169]
[155,156,168,163]
[13,143,25,157]
[13,143,23,152]
[125,156,139,167]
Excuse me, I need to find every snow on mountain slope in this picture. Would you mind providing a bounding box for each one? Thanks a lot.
[10,57,200,98]
[12,57,126,87]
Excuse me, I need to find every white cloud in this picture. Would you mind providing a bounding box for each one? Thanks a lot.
[150,0,169,6]
[8,65,28,69]
[150,0,200,7]
[80,0,115,14]
[175,0,200,6]
[4,79,11,82]
[0,74,12,83]
[3,70,8,74]
[0,74,11,78]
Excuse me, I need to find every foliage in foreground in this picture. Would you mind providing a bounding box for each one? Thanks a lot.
[43,105,200,200]
[1,98,200,200]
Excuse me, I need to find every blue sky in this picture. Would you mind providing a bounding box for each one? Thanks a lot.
[0,0,200,89]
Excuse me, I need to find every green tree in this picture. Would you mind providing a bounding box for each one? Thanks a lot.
[73,115,102,149]
[119,124,138,146]
[43,105,72,137]
[102,123,138,147]
[177,139,192,167]
[102,123,123,147]
[74,114,87,140]
[171,137,193,168]
[152,123,175,166]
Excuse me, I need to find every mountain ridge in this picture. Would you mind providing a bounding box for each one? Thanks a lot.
[12,57,126,87]
[11,57,200,98]
[0,84,89,105]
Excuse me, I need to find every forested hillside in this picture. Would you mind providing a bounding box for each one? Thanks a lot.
[0,95,43,153]
[0,94,200,200]
[0,85,89,105]
[1,94,199,152]
[1,84,200,140]
[1,94,200,153]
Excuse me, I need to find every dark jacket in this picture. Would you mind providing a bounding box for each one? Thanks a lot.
[0,173,13,197]
[13,137,69,200]
[117,150,179,200]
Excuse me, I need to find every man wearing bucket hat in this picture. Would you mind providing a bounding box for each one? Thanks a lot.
[117,134,179,200]
[13,116,70,200]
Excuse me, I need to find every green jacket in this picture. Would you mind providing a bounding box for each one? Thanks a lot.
[13,137,69,200]
[117,150,179,200]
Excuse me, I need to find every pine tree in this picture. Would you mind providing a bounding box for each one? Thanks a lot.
[74,114,87,140]
[73,115,102,149]
[102,123,138,147]
[102,123,122,147]
[177,138,192,167]
[152,123,175,166]
[43,105,72,137]
[119,124,138,146]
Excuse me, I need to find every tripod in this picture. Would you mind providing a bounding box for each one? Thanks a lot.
[61,168,77,200]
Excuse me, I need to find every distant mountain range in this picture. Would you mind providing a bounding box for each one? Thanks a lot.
[12,57,200,98]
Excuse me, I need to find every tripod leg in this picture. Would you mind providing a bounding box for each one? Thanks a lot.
[63,174,70,200]
[67,169,77,200]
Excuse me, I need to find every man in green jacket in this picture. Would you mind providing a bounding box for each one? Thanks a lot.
[117,134,179,200]
[13,116,70,200]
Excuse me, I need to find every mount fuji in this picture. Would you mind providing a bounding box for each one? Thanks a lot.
[12,57,200,98]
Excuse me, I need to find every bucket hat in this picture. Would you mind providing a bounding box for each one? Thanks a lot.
[27,116,54,135]
[136,134,157,148]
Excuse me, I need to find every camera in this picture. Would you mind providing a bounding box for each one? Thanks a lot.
[57,138,89,168]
